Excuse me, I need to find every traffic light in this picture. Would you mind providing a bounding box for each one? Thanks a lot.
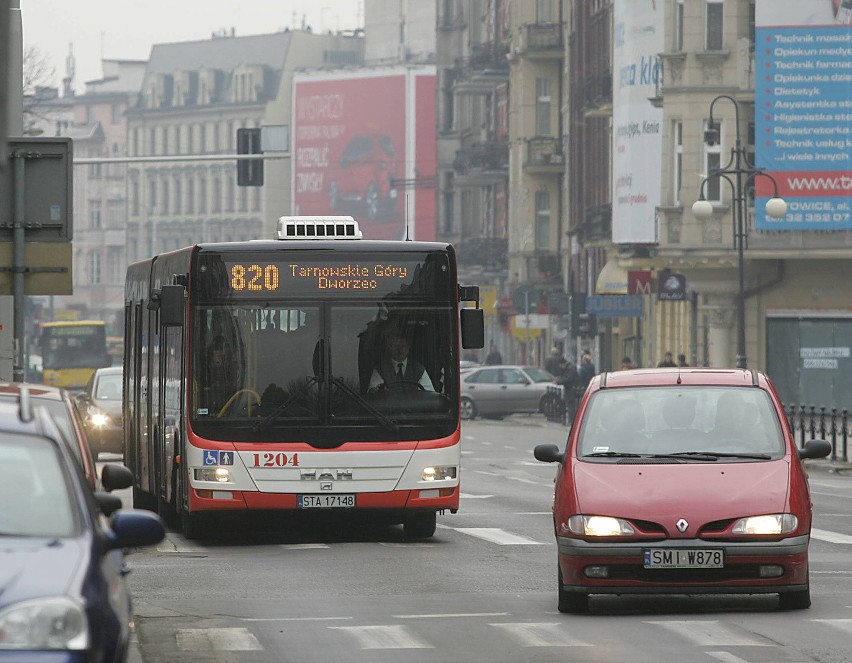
[577,313,597,337]
[237,128,263,187]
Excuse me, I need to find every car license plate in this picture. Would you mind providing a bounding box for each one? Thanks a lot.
[643,548,724,569]
[298,494,355,509]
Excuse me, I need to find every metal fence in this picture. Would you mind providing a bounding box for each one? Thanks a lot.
[541,388,850,464]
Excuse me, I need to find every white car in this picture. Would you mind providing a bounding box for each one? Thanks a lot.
[460,365,555,420]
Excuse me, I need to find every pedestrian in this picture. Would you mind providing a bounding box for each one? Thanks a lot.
[544,346,563,375]
[620,356,635,370]
[677,353,689,367]
[484,343,503,366]
[578,351,596,389]
[657,351,677,367]
[554,357,579,420]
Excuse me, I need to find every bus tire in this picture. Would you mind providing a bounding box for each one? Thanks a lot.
[182,513,210,540]
[132,486,157,512]
[403,512,436,539]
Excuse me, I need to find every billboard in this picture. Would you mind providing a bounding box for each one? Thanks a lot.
[755,0,852,230]
[611,0,664,244]
[292,67,436,241]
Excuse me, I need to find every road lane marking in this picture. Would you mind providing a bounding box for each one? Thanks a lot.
[176,628,262,651]
[453,527,545,545]
[507,476,552,486]
[491,623,591,647]
[242,616,352,622]
[472,469,501,476]
[812,619,852,636]
[707,653,750,663]
[811,528,852,545]
[394,612,509,619]
[278,543,330,550]
[330,625,432,649]
[460,492,494,499]
[647,621,774,647]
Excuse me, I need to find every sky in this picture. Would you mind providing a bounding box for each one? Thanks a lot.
[21,0,363,93]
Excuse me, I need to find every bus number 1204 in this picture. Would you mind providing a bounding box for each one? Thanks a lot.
[252,452,300,467]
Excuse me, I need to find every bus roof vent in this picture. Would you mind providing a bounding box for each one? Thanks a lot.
[276,216,362,240]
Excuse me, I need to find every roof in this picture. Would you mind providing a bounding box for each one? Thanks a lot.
[593,368,765,390]
[144,32,292,77]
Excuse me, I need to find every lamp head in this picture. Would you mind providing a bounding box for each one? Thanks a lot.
[765,197,788,219]
[704,121,720,146]
[692,198,714,221]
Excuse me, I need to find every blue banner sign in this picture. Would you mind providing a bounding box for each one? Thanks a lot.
[586,295,644,318]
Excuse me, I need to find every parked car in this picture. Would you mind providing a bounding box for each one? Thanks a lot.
[0,382,99,491]
[328,133,399,220]
[534,367,832,613]
[78,365,124,457]
[460,365,555,420]
[0,394,165,660]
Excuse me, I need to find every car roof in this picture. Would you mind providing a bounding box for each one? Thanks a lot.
[0,382,66,401]
[94,366,123,376]
[592,367,766,390]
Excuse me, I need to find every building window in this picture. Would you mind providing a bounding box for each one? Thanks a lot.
[200,125,207,154]
[212,176,221,213]
[187,125,194,154]
[703,119,722,203]
[187,177,195,214]
[705,0,724,51]
[675,0,684,51]
[252,187,261,212]
[107,199,123,228]
[89,252,101,285]
[443,172,455,233]
[199,177,207,214]
[226,174,235,213]
[131,179,140,217]
[149,128,156,156]
[673,120,683,205]
[111,104,121,124]
[174,177,182,215]
[148,176,157,214]
[536,0,552,23]
[535,191,551,249]
[162,178,170,215]
[89,200,102,229]
[536,78,552,136]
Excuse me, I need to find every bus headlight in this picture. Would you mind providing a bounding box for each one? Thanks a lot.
[194,468,232,483]
[422,466,457,481]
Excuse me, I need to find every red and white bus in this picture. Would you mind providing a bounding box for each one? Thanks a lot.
[124,217,484,539]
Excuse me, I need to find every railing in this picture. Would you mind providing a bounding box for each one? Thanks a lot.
[541,396,849,465]
[784,405,850,464]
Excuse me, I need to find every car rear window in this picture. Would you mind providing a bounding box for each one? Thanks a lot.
[0,436,79,537]
[577,386,785,458]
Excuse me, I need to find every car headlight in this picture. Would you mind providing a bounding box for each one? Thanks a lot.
[422,466,457,481]
[0,597,89,650]
[90,411,110,427]
[732,514,798,535]
[568,515,635,537]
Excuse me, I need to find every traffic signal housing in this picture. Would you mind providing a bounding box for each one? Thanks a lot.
[237,128,263,187]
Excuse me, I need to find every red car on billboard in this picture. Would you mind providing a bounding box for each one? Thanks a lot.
[329,133,399,220]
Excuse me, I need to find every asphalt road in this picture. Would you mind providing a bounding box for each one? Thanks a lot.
[103,415,852,662]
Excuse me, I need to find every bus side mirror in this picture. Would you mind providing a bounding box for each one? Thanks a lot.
[460,308,484,349]
[160,285,185,327]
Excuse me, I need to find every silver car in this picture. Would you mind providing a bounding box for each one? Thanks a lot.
[460,365,555,420]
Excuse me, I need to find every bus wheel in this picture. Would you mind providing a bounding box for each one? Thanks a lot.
[132,487,158,512]
[182,513,211,540]
[403,512,436,540]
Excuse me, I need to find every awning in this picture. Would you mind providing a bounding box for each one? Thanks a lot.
[595,259,629,295]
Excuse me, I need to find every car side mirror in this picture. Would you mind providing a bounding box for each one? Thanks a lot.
[94,492,124,517]
[797,438,831,460]
[534,443,565,464]
[101,463,133,492]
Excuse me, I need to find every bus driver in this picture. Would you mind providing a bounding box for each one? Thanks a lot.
[369,333,434,392]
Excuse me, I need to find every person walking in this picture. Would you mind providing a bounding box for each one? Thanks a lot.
[554,357,579,422]
[620,356,636,370]
[657,351,677,367]
[484,343,503,365]
[577,352,596,389]
[544,346,564,375]
[677,353,689,367]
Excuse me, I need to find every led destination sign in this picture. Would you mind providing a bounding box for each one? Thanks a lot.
[228,262,411,293]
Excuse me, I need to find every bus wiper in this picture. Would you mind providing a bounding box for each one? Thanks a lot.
[329,376,399,432]
[253,377,319,432]
[583,451,642,458]
[664,451,772,460]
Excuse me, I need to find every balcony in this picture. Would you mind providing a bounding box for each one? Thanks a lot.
[453,42,510,94]
[514,22,564,59]
[453,140,509,186]
[524,137,565,174]
[582,72,612,117]
[455,237,509,274]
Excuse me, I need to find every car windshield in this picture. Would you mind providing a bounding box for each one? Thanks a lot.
[576,386,785,459]
[0,435,78,537]
[95,373,122,400]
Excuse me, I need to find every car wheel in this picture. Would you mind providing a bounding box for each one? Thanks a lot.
[460,397,477,420]
[329,181,339,210]
[403,512,437,539]
[365,182,379,219]
[778,586,811,610]
[557,566,589,614]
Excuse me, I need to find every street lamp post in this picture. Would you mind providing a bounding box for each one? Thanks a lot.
[691,94,788,369]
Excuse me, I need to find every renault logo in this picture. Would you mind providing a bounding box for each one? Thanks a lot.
[676,518,689,533]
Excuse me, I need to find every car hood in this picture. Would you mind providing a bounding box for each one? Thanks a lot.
[0,538,86,603]
[571,459,791,530]
[93,399,122,417]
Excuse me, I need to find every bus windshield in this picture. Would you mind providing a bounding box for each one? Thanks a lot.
[189,248,459,445]
[42,323,110,370]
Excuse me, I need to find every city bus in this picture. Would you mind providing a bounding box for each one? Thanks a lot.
[41,320,112,391]
[124,216,484,539]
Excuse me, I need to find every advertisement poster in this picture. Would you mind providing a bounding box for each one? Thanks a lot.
[292,68,436,241]
[755,0,852,230]
[611,0,663,244]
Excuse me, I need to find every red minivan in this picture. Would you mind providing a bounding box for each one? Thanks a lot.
[535,368,831,613]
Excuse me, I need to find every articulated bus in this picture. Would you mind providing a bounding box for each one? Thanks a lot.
[41,320,112,390]
[124,217,484,539]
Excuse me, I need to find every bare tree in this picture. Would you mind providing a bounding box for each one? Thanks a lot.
[22,45,60,135]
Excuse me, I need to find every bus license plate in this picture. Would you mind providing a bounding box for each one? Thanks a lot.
[643,549,724,569]
[298,494,355,509]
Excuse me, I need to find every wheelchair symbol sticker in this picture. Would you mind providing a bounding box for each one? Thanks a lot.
[203,450,219,466]
[219,451,234,466]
